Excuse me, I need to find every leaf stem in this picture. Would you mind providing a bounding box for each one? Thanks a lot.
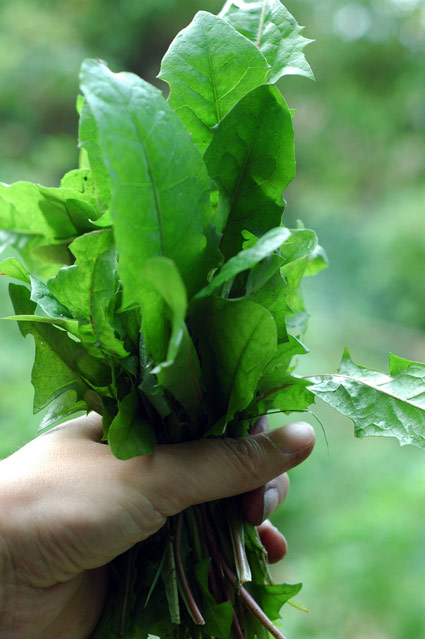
[174,514,205,625]
[119,547,135,636]
[256,0,268,47]
[222,561,288,639]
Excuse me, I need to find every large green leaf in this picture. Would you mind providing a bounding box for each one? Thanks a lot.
[78,101,112,214]
[204,84,294,258]
[190,297,277,429]
[308,350,425,450]
[80,59,219,302]
[159,11,269,153]
[220,0,314,83]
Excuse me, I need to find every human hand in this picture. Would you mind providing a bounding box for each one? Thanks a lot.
[0,413,315,639]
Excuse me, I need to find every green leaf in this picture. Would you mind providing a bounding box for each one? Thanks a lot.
[257,375,314,413]
[195,226,290,299]
[38,389,87,431]
[204,84,294,258]
[159,11,269,153]
[220,0,314,83]
[79,59,219,301]
[2,314,79,337]
[78,100,112,214]
[8,284,109,415]
[138,257,187,372]
[308,350,425,450]
[190,298,277,429]
[157,324,204,423]
[48,229,128,358]
[250,581,302,621]
[0,257,31,283]
[248,272,290,342]
[30,276,73,319]
[108,390,156,460]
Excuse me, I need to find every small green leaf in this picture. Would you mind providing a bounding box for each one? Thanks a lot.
[220,0,314,83]
[159,11,269,153]
[308,350,425,450]
[204,84,294,258]
[0,257,30,283]
[108,390,156,460]
[250,581,302,621]
[195,226,290,299]
[38,389,87,431]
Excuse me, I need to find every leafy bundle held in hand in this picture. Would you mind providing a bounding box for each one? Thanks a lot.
[1,1,425,637]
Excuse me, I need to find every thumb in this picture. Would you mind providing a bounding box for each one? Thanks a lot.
[140,422,315,517]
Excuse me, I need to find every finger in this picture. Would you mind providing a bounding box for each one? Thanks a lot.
[241,472,289,527]
[127,421,315,517]
[249,414,269,435]
[257,520,288,564]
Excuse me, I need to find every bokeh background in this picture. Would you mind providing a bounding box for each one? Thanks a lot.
[1,1,424,637]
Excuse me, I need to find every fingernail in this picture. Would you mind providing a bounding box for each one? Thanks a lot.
[269,422,315,455]
[262,486,280,522]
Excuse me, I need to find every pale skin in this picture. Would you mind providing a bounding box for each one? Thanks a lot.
[0,413,315,639]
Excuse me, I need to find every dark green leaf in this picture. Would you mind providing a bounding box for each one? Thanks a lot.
[220,0,314,83]
[159,11,269,153]
[80,59,219,301]
[38,389,87,431]
[258,375,314,413]
[308,350,425,450]
[108,390,157,460]
[204,84,294,258]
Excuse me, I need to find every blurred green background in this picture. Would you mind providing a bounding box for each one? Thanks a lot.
[1,0,424,637]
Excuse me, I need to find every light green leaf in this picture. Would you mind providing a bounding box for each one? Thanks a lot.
[308,350,425,450]
[190,298,277,428]
[0,257,30,284]
[195,226,290,299]
[108,390,156,460]
[220,0,314,83]
[80,59,219,301]
[78,100,112,213]
[159,11,269,153]
[204,84,294,258]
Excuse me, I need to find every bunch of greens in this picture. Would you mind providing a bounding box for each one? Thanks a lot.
[1,1,425,637]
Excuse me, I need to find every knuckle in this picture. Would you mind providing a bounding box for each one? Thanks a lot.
[220,436,265,480]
